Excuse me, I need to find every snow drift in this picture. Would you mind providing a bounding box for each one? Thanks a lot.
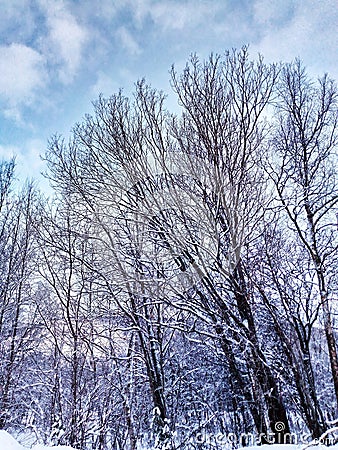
[0,430,75,450]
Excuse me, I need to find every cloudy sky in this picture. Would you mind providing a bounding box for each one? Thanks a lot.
[0,0,337,189]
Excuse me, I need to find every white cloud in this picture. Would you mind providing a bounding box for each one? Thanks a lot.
[0,139,46,179]
[252,0,338,78]
[129,0,151,27]
[0,43,46,120]
[116,26,141,56]
[73,0,121,22]
[150,1,217,30]
[128,0,221,31]
[22,139,46,181]
[92,72,120,97]
[0,140,50,192]
[39,0,89,84]
[253,15,310,61]
[0,0,36,39]
[253,0,294,25]
[0,144,19,161]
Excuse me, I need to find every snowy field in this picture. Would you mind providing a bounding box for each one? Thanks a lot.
[0,431,75,450]
[1,431,337,450]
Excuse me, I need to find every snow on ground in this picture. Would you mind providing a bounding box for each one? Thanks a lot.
[0,431,75,450]
[1,431,337,450]
[217,446,336,450]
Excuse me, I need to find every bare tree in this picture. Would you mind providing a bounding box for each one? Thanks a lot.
[165,48,290,438]
[0,161,41,429]
[42,49,338,446]
[266,60,338,407]
[250,217,327,437]
[44,48,292,440]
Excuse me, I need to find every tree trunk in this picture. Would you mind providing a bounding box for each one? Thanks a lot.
[232,264,291,441]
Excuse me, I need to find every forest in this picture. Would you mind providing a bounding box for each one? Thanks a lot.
[0,47,338,450]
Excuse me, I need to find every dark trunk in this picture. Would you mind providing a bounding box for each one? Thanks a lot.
[232,263,291,441]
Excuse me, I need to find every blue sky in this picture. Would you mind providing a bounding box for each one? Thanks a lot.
[0,0,337,190]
